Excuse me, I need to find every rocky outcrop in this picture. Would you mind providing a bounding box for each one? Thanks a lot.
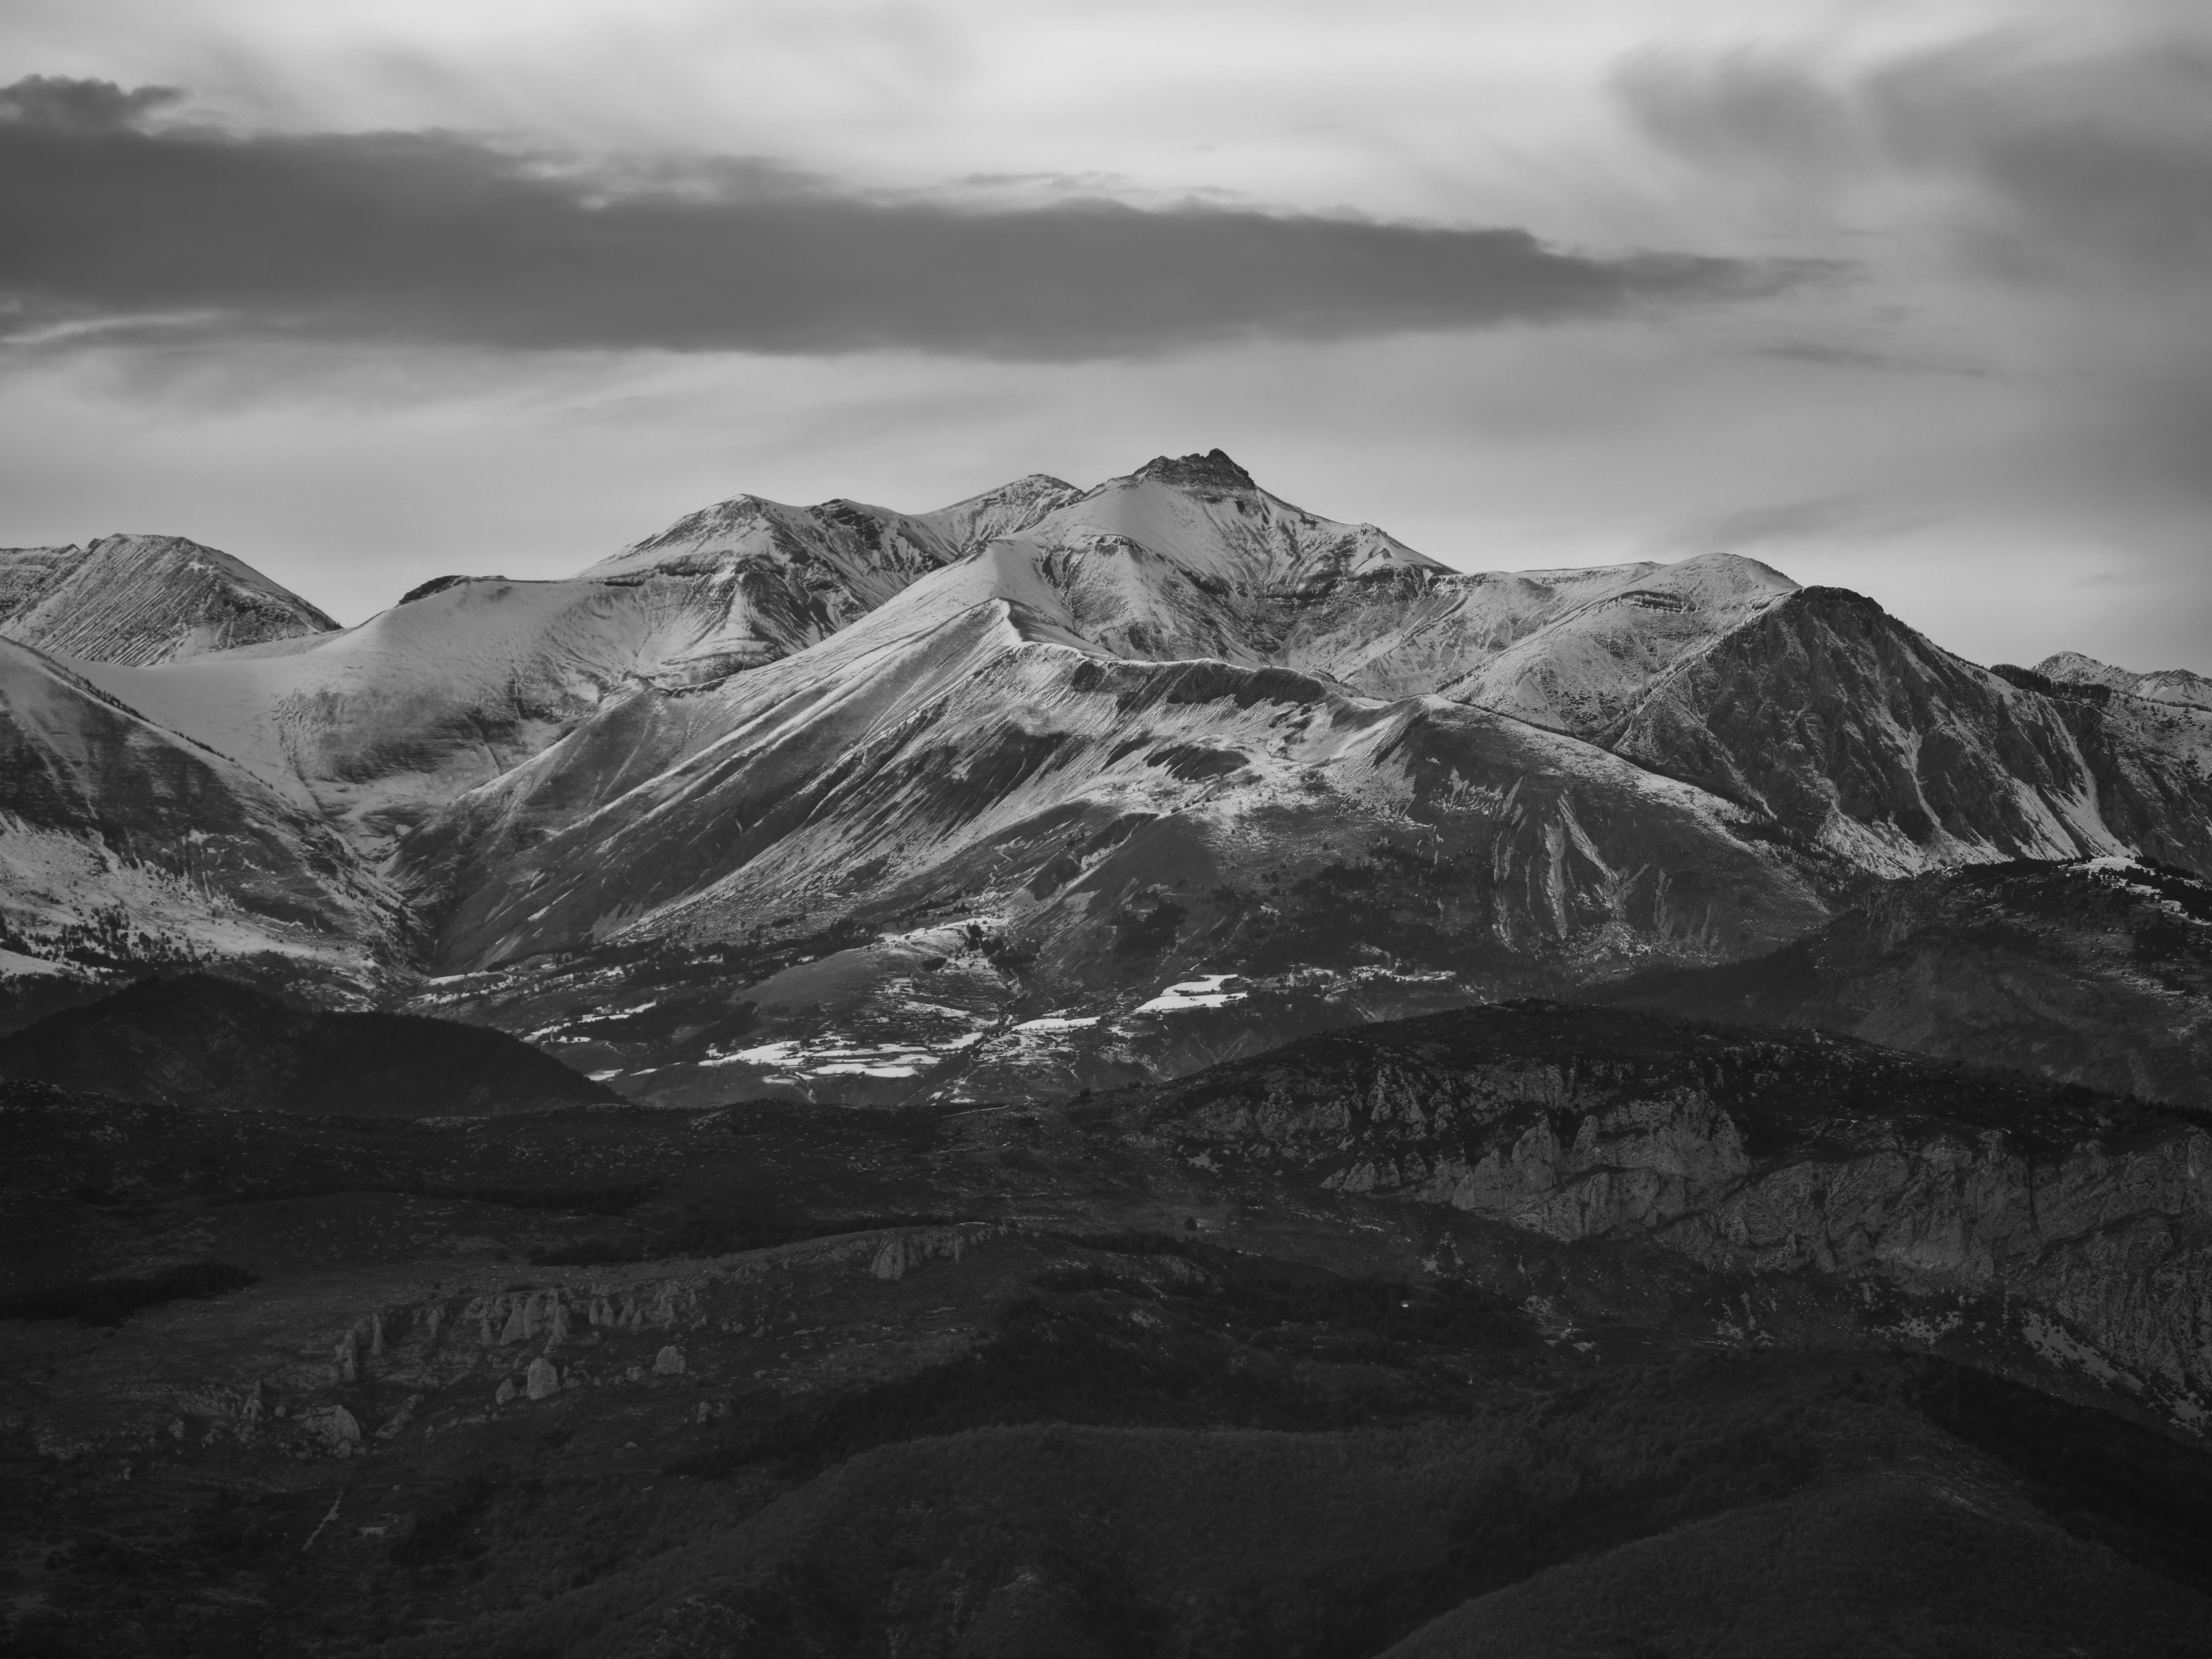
[1140,1003,2212,1403]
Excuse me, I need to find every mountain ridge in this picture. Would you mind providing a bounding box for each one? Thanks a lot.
[6,451,2209,1103]
[2037,649,2212,712]
[0,972,616,1116]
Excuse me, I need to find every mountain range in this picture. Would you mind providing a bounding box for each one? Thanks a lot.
[9,455,2212,1656]
[3,449,2208,1105]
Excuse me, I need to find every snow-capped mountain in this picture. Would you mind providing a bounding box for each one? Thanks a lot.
[400,547,1836,1099]
[6,450,2210,1100]
[906,449,1799,730]
[0,534,337,665]
[2035,650,2212,713]
[51,480,1077,860]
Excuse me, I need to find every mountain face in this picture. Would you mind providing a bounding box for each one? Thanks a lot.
[1594,587,2212,876]
[1129,1001,2212,1412]
[1584,856,2212,1107]
[0,637,401,1011]
[0,535,337,666]
[387,501,1839,1101]
[0,973,614,1116]
[5,451,2210,1101]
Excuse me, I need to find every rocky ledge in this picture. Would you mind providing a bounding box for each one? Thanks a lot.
[1133,1002,2212,1417]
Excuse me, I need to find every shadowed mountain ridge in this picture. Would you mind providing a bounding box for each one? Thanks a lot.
[0,972,617,1117]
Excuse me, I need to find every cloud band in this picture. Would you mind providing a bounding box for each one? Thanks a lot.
[0,76,1812,361]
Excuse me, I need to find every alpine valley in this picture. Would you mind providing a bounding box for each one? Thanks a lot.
[6,452,2212,1659]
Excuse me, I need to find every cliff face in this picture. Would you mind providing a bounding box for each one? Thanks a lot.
[1139,1004,2212,1409]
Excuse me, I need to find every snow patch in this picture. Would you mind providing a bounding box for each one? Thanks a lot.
[1133,974,1248,1013]
[2020,1309,2136,1390]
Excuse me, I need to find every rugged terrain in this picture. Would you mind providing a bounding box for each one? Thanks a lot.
[2039,649,2212,713]
[1133,1000,2212,1412]
[5,996,2212,1656]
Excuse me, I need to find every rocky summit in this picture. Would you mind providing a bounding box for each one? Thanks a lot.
[4,453,2212,1657]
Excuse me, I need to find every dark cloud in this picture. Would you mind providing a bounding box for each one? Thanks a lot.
[1614,50,1862,190]
[1615,32,2212,289]
[0,73,179,133]
[1882,44,2212,286]
[0,76,1813,361]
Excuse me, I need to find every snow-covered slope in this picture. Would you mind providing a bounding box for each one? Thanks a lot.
[576,475,1075,681]
[2035,651,2212,713]
[0,535,337,666]
[1444,553,1797,733]
[43,459,1793,875]
[61,483,1080,859]
[967,453,1796,734]
[0,638,398,995]
[389,522,1841,1101]
[1015,450,1443,592]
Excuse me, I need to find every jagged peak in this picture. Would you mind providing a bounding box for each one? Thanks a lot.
[1127,448,1258,492]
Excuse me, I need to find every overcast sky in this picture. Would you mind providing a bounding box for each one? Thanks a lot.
[2,0,2207,672]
